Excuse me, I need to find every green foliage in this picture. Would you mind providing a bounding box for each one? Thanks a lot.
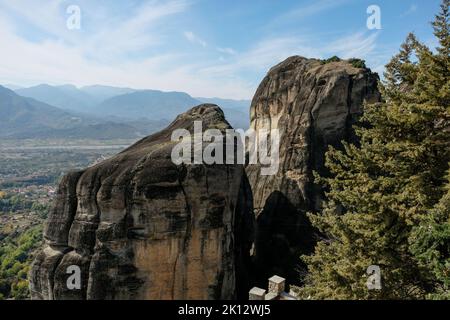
[31,202,49,219]
[348,58,366,69]
[410,171,450,299]
[321,56,366,69]
[0,191,50,218]
[299,0,450,300]
[11,280,30,300]
[0,225,43,300]
[321,56,341,64]
[0,193,34,212]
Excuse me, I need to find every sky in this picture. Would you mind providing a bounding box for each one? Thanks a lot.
[0,0,443,99]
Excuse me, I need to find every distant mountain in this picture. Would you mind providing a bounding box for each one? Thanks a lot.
[219,108,249,129]
[4,84,24,90]
[15,84,138,113]
[195,97,250,129]
[0,85,165,139]
[0,85,91,137]
[95,90,250,129]
[195,97,251,111]
[95,90,201,120]
[13,83,250,131]
[80,85,136,102]
[15,84,96,113]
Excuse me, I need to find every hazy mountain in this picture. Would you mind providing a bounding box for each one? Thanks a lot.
[195,97,251,111]
[0,85,91,137]
[4,84,24,90]
[95,90,201,120]
[0,85,165,139]
[96,90,249,128]
[220,108,249,129]
[12,83,250,131]
[15,84,96,113]
[194,97,250,128]
[80,85,136,102]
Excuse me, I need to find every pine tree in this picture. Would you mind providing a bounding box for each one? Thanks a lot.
[410,169,450,299]
[298,0,450,299]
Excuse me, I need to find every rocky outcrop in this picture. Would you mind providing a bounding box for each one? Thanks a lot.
[30,104,254,300]
[246,56,380,287]
[29,55,381,300]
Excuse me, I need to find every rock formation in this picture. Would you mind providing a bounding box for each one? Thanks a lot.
[30,55,381,300]
[246,56,380,287]
[29,104,254,300]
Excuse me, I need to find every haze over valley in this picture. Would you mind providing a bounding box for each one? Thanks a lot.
[1,83,251,140]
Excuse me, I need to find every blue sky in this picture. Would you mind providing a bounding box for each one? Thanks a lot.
[0,0,443,99]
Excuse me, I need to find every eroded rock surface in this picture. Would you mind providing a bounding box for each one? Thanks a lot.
[246,56,380,286]
[30,104,254,300]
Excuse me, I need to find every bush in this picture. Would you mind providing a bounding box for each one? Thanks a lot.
[321,56,341,64]
[348,58,366,68]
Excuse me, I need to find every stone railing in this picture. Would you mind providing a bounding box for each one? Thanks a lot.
[249,275,298,300]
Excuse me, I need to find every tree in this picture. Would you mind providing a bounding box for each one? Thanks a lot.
[299,0,450,299]
[0,225,43,299]
[410,174,450,299]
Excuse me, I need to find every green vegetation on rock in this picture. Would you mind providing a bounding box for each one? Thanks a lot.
[320,56,366,69]
[348,58,366,69]
[321,56,342,64]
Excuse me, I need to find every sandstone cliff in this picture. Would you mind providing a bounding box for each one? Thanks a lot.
[29,104,254,300]
[246,56,380,287]
[30,55,381,300]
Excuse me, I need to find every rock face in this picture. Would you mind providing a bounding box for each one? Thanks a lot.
[246,56,380,286]
[29,56,381,300]
[30,104,254,300]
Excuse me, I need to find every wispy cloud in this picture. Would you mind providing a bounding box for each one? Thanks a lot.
[0,11,253,98]
[0,0,65,38]
[200,31,379,77]
[326,32,379,59]
[81,0,190,62]
[0,0,385,99]
[0,0,190,60]
[217,47,236,55]
[272,0,352,23]
[184,31,207,47]
[401,4,418,17]
[200,37,314,77]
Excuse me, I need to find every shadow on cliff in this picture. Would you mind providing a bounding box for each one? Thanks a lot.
[233,173,256,300]
[251,191,316,290]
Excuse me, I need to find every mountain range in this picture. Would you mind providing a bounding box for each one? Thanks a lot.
[1,84,250,139]
[0,85,168,139]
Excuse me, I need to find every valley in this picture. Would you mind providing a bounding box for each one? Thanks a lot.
[0,138,135,300]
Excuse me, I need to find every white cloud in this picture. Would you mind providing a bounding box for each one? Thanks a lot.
[326,32,379,59]
[0,0,65,37]
[184,31,207,47]
[401,4,418,17]
[217,47,236,55]
[200,31,379,77]
[0,13,254,98]
[0,0,190,61]
[272,0,352,24]
[0,0,383,100]
[199,37,319,78]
